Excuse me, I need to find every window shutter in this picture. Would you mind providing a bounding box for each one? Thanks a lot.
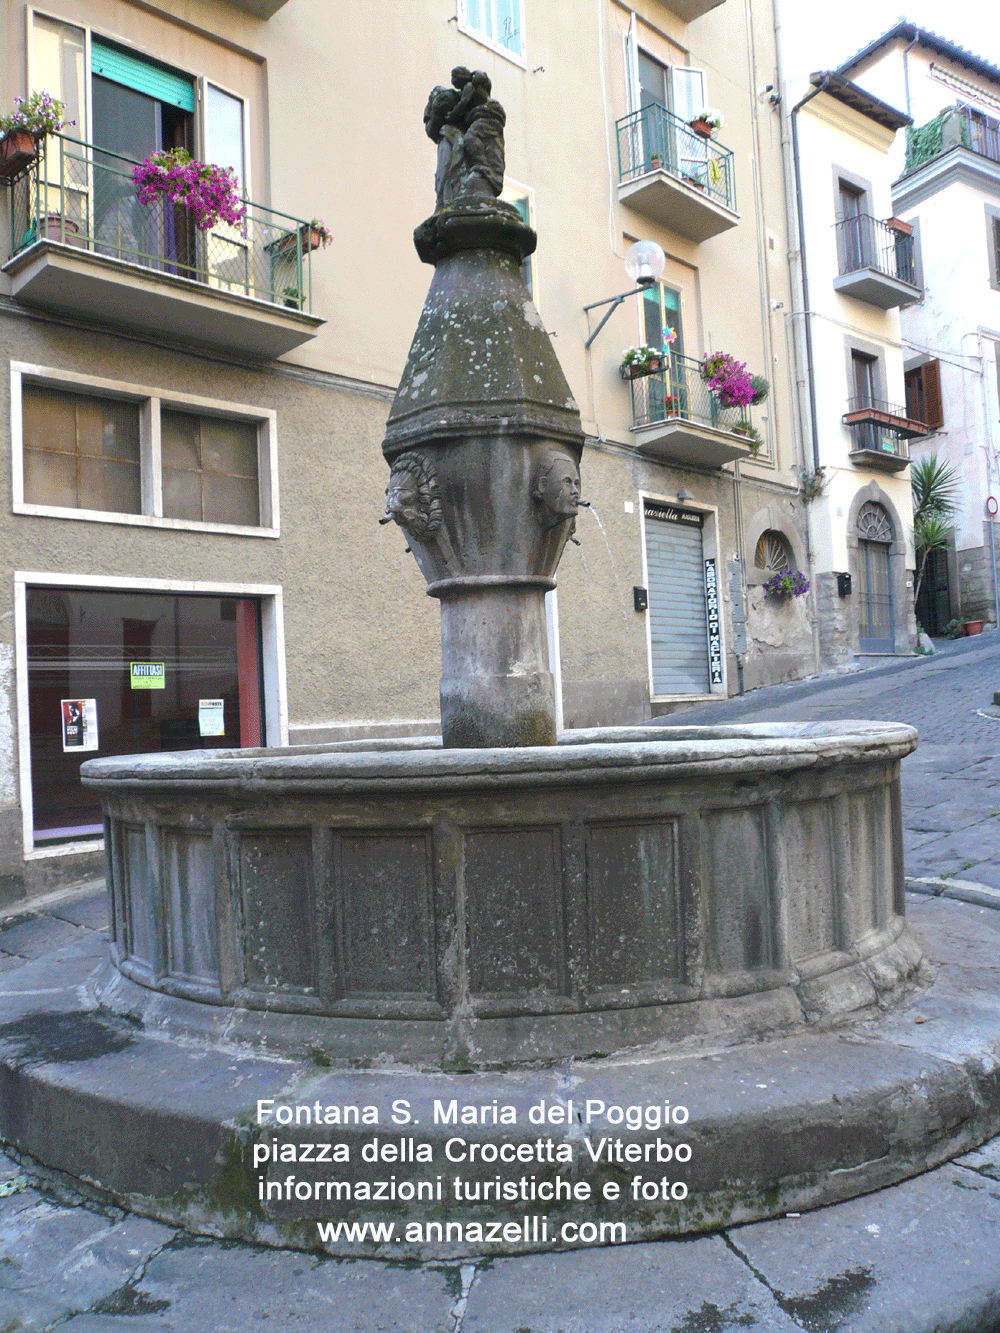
[623,13,640,115]
[922,359,943,429]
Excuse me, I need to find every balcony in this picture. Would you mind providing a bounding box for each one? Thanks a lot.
[662,0,728,18]
[2,134,324,360]
[616,105,738,242]
[843,397,928,471]
[628,352,757,468]
[832,215,921,309]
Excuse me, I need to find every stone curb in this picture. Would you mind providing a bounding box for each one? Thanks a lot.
[905,876,1000,911]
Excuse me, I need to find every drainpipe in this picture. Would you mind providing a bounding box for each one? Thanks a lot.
[790,75,831,477]
[901,28,919,120]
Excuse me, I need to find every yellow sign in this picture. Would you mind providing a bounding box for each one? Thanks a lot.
[130,662,165,690]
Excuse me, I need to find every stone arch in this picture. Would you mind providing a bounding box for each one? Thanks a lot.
[846,482,911,654]
[744,503,807,587]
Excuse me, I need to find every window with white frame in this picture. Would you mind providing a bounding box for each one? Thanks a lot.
[458,0,525,64]
[12,366,277,535]
[502,181,536,301]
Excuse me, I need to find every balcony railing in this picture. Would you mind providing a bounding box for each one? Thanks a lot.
[7,133,316,313]
[834,214,916,285]
[616,104,736,213]
[842,396,930,440]
[628,351,752,435]
[906,105,1000,174]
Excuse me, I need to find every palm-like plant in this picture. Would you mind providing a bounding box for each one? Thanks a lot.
[911,453,958,608]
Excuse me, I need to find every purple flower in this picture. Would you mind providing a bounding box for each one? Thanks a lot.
[700,352,756,408]
[764,569,810,601]
[132,148,247,234]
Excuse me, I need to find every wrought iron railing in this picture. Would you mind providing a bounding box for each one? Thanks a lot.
[834,214,917,286]
[628,351,752,436]
[616,104,736,212]
[907,104,1000,173]
[7,133,315,313]
[846,421,910,460]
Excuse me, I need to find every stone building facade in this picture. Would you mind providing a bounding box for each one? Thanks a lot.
[0,0,862,901]
[841,23,1000,632]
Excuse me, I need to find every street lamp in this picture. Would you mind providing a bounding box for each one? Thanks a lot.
[583,240,666,349]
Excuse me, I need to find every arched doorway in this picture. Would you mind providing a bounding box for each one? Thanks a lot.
[857,502,894,652]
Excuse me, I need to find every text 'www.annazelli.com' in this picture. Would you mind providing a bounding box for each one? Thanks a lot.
[315,1217,627,1245]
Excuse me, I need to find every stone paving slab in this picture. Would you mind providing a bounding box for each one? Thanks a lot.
[0,913,89,960]
[461,1237,804,1333]
[728,1163,1000,1333]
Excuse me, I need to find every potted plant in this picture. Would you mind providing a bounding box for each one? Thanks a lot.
[689,107,724,139]
[273,218,332,258]
[0,90,74,178]
[663,394,680,416]
[700,352,756,408]
[885,216,913,236]
[620,345,663,379]
[964,619,984,635]
[132,148,247,233]
[650,153,663,170]
[763,569,810,601]
[732,421,763,451]
[750,374,769,405]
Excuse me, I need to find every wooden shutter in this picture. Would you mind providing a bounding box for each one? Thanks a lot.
[922,359,943,429]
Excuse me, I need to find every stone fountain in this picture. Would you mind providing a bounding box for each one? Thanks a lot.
[1,69,998,1260]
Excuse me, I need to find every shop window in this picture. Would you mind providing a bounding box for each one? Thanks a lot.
[458,0,524,63]
[22,384,141,514]
[161,411,260,525]
[14,369,275,534]
[25,586,264,846]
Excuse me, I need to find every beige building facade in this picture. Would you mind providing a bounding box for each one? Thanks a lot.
[1,0,822,901]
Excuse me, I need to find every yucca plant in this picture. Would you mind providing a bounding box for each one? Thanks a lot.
[911,453,958,608]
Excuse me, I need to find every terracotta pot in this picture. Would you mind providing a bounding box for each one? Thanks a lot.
[0,129,37,179]
[964,619,984,636]
[38,214,80,244]
[620,358,662,380]
[274,225,325,258]
[690,119,714,139]
[885,216,913,236]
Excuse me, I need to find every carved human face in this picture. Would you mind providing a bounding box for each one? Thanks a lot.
[534,453,581,521]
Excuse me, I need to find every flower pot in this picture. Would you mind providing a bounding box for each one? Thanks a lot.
[38,214,80,245]
[964,619,984,636]
[0,129,38,179]
[620,358,662,380]
[885,216,913,236]
[690,119,714,139]
[273,225,325,259]
[650,155,663,170]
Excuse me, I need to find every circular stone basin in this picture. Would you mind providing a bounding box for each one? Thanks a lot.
[82,722,923,1069]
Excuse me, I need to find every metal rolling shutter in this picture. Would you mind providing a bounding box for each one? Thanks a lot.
[645,507,709,695]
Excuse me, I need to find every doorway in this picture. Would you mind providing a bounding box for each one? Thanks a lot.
[857,502,895,652]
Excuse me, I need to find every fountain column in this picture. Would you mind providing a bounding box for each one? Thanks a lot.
[381,70,585,747]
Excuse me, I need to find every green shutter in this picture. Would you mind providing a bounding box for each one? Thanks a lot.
[91,40,195,112]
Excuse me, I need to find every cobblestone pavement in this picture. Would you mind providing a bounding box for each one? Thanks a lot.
[670,633,1000,890]
[2,638,1000,1331]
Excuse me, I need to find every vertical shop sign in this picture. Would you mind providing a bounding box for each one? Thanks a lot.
[61,699,99,751]
[704,559,723,687]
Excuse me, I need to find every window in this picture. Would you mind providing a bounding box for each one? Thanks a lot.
[851,350,877,406]
[13,366,277,535]
[503,183,536,300]
[754,531,794,573]
[904,361,943,429]
[987,205,1000,290]
[642,282,684,357]
[458,0,525,64]
[161,410,260,525]
[22,385,141,514]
